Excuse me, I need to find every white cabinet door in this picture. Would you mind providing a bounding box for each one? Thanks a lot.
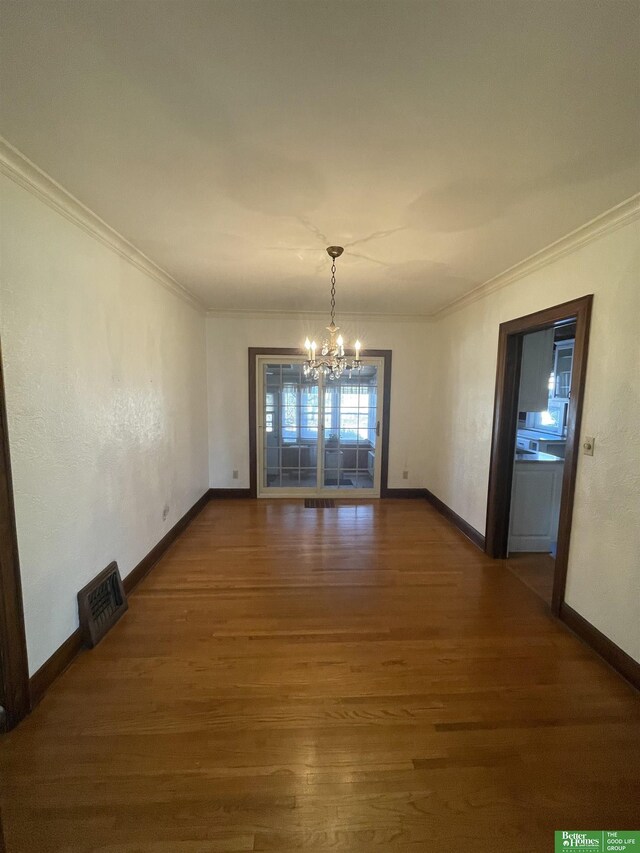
[508,462,564,552]
[518,328,555,413]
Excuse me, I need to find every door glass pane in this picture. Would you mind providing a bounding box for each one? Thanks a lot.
[323,365,378,490]
[262,363,319,490]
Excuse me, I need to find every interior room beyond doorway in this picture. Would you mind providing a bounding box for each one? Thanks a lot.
[506,320,576,606]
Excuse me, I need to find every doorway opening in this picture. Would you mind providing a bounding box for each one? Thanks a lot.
[249,348,392,499]
[485,296,593,614]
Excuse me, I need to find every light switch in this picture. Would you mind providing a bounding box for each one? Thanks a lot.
[582,436,595,456]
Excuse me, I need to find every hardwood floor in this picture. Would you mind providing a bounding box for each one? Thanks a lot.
[506,552,556,604]
[1,499,638,852]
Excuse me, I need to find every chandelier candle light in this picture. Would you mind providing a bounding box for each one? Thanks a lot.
[303,246,362,380]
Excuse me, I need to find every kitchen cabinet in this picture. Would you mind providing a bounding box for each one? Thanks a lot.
[509,458,564,552]
[518,328,555,413]
[552,340,574,401]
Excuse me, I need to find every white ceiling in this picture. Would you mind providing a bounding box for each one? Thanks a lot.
[1,1,639,315]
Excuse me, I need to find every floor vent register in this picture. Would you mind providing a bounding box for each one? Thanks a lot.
[77,561,128,648]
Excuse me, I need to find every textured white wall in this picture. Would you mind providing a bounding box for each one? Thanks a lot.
[427,218,640,661]
[206,314,432,491]
[0,174,209,675]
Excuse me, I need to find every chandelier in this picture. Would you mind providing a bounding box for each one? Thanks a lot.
[303,246,362,380]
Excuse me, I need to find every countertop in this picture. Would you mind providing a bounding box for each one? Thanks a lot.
[517,429,566,442]
[515,450,564,463]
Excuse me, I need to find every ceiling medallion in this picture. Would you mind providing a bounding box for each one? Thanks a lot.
[303,246,362,380]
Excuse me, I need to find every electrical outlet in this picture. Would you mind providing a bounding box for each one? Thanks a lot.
[232,469,239,479]
[402,470,409,480]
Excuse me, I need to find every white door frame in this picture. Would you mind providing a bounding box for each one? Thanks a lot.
[255,354,385,498]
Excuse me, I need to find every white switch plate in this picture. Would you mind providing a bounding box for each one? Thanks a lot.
[582,436,595,456]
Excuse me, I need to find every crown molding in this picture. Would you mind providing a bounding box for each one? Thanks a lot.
[0,137,205,313]
[434,193,640,319]
[206,307,433,323]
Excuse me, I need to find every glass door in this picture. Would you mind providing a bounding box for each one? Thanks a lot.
[322,364,379,491]
[257,356,383,497]
[261,361,320,491]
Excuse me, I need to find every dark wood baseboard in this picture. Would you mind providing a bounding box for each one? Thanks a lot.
[423,488,485,550]
[0,806,7,852]
[383,488,427,499]
[214,488,424,499]
[28,489,211,710]
[208,488,252,499]
[29,627,82,708]
[123,490,210,596]
[560,602,639,692]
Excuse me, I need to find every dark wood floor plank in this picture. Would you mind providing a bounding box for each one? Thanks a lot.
[1,499,638,853]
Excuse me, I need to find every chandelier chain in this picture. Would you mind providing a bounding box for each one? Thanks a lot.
[330,259,336,326]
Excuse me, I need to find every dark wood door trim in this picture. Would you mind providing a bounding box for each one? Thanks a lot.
[248,348,392,499]
[485,295,593,616]
[0,339,30,731]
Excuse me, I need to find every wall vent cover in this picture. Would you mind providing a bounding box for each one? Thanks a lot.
[77,561,128,648]
[304,498,336,508]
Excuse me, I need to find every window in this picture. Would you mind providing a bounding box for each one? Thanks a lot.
[265,392,275,433]
[279,381,376,444]
[325,383,376,442]
[300,385,320,439]
[281,385,298,441]
[526,401,567,435]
